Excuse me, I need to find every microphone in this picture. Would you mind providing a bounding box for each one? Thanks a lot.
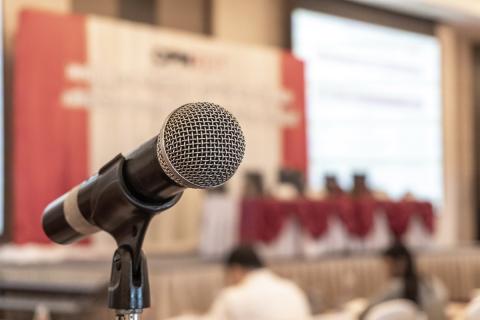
[42,102,246,244]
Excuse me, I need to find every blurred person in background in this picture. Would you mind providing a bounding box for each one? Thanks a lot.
[243,172,265,198]
[360,241,447,319]
[306,174,344,199]
[206,245,311,320]
[350,173,389,200]
[350,173,372,198]
[323,175,344,198]
[273,168,305,200]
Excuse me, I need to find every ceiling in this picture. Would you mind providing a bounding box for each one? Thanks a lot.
[349,0,480,25]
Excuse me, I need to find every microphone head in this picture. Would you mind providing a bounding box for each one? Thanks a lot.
[157,102,246,189]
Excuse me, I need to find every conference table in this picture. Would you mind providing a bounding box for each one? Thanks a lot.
[241,197,435,242]
[240,196,436,258]
[314,300,468,319]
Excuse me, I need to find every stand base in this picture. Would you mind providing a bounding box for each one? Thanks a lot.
[115,309,142,320]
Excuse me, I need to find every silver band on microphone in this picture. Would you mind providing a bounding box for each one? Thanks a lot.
[63,186,99,235]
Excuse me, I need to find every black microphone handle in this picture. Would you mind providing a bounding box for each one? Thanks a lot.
[42,137,184,245]
[42,174,98,244]
[123,137,184,202]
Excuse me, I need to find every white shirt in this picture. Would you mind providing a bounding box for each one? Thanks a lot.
[361,277,448,320]
[206,269,311,320]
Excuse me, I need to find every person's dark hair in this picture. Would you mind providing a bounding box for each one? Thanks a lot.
[279,168,305,194]
[383,242,419,304]
[244,172,264,197]
[225,245,264,269]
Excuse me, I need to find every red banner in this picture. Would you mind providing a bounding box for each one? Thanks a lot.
[281,53,307,175]
[13,10,89,243]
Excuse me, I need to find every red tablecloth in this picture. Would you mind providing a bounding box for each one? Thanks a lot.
[240,197,435,244]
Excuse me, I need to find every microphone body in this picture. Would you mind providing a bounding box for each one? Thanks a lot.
[42,102,245,244]
[42,141,182,244]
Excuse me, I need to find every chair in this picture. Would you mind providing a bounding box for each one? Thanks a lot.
[465,297,480,320]
[365,299,425,320]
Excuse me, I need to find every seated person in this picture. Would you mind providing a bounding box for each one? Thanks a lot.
[273,169,305,200]
[243,172,265,198]
[360,242,447,320]
[206,245,311,320]
[324,175,344,198]
[306,174,344,200]
[350,173,389,200]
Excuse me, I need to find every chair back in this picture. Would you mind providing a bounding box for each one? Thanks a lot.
[365,299,425,320]
[466,297,480,320]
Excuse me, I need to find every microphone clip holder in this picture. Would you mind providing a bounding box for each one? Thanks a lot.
[109,247,149,320]
[94,154,182,319]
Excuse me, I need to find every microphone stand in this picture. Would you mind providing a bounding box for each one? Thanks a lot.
[93,155,182,320]
[108,231,150,320]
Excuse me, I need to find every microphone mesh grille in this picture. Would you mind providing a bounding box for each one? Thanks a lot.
[157,102,245,188]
